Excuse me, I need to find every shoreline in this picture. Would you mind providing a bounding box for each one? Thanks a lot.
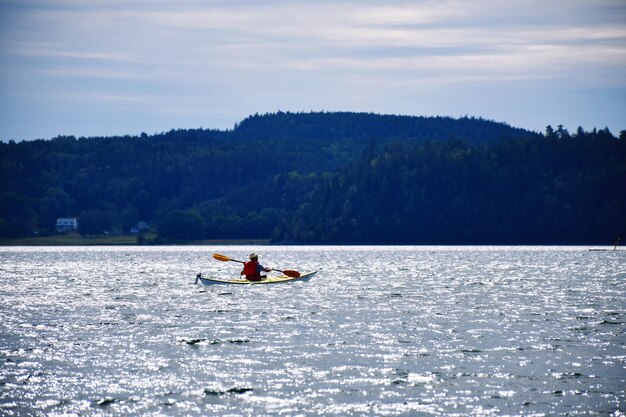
[0,233,620,248]
[0,239,621,250]
[0,233,270,246]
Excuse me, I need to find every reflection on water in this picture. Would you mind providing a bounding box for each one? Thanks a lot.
[1,246,624,415]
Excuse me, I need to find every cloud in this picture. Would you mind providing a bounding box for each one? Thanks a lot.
[5,1,624,81]
[1,0,625,140]
[8,42,139,63]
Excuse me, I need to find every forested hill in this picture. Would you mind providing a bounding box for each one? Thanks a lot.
[233,112,534,143]
[1,111,624,244]
[273,134,626,244]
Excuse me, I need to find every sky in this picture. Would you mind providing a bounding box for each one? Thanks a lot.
[1,0,625,141]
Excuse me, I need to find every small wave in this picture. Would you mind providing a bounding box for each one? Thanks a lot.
[461,348,482,354]
[600,320,624,325]
[180,338,206,345]
[203,387,253,396]
[94,397,116,407]
[228,339,251,344]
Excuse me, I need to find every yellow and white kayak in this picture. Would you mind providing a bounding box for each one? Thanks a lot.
[195,271,317,286]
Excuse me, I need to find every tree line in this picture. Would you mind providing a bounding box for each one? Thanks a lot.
[272,127,625,244]
[0,111,623,244]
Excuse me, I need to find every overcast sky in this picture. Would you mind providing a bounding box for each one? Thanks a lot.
[1,0,624,141]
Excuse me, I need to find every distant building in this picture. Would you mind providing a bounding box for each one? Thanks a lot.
[56,218,78,233]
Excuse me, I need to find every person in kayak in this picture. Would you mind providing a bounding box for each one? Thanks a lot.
[241,253,271,281]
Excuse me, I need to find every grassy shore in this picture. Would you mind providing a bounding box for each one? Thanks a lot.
[0,233,145,246]
[0,233,270,246]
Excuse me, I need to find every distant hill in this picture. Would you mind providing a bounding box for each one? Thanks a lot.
[273,133,626,244]
[0,111,623,244]
[233,111,536,143]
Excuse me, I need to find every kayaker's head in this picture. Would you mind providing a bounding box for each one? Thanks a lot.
[249,252,258,260]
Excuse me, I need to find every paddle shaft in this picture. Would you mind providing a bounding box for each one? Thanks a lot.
[221,258,290,274]
[212,253,300,277]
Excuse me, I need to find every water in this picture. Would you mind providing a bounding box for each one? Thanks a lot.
[1,246,624,416]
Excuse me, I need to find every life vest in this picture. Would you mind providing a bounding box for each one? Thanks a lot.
[243,260,260,279]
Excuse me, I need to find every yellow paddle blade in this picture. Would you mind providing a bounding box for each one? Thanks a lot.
[212,253,231,262]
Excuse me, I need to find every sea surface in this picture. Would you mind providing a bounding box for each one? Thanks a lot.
[0,246,624,416]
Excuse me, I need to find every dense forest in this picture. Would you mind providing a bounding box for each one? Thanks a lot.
[1,111,624,244]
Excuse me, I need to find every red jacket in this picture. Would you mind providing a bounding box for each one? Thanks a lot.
[243,260,262,280]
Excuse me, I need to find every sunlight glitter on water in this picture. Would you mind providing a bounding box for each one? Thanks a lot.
[0,246,625,416]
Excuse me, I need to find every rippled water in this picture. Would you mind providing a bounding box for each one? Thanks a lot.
[1,246,624,416]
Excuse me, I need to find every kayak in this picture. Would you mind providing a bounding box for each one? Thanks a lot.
[195,271,317,286]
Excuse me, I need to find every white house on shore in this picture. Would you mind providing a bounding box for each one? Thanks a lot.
[56,218,78,233]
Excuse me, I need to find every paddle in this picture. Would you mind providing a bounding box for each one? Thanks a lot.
[212,253,301,278]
